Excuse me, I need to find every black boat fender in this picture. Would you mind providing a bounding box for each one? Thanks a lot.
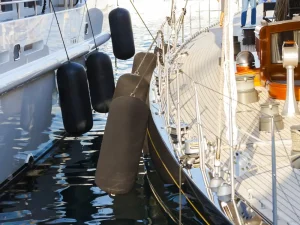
[86,52,115,113]
[109,8,135,60]
[95,96,149,194]
[56,62,93,136]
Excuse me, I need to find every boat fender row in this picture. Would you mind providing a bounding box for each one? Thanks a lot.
[56,6,135,135]
[57,51,115,136]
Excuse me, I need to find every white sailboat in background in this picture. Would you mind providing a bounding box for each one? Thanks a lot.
[0,0,110,187]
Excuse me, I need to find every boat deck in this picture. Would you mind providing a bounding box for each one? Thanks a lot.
[169,4,300,224]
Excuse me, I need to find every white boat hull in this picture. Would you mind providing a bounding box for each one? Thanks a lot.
[0,0,111,186]
[0,71,57,185]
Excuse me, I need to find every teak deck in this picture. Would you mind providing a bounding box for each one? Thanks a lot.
[169,4,300,224]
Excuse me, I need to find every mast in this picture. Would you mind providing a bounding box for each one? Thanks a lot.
[274,0,288,21]
[275,0,300,21]
[222,0,241,223]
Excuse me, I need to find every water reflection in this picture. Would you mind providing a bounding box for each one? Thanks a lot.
[0,71,59,184]
[20,72,54,134]
[0,130,173,225]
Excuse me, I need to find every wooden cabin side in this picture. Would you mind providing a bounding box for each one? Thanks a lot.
[255,19,300,100]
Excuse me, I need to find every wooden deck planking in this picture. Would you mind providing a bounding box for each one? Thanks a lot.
[168,4,300,223]
[219,141,300,220]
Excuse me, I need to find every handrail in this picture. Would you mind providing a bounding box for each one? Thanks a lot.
[154,0,294,219]
[151,0,274,223]
[0,0,38,6]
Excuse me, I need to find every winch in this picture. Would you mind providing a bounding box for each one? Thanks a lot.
[236,75,259,104]
[259,102,284,132]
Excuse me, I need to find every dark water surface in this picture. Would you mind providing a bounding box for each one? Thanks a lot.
[0,130,174,225]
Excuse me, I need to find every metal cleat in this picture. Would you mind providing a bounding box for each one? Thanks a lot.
[233,150,252,177]
[169,122,189,144]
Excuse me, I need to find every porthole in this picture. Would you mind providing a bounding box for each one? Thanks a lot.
[14,44,21,61]
[84,23,89,35]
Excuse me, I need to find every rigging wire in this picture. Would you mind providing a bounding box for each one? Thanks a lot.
[123,1,171,95]
[161,11,300,219]
[152,0,282,221]
[174,0,188,42]
[168,71,300,221]
[130,32,158,97]
[169,67,300,221]
[179,164,182,225]
[84,0,98,50]
[49,0,70,61]
[181,69,276,118]
[147,129,210,225]
[275,129,300,220]
[129,0,156,43]
[161,8,300,215]
[171,0,174,24]
[128,2,175,97]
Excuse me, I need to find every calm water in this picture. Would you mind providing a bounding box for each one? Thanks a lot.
[0,133,172,225]
[0,1,220,224]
